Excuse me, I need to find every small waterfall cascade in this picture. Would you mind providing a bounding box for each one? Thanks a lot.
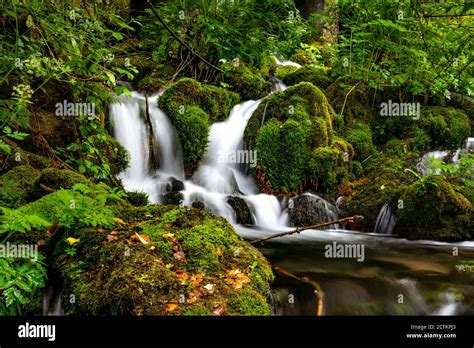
[273,55,302,68]
[416,137,474,176]
[110,78,339,231]
[373,203,397,235]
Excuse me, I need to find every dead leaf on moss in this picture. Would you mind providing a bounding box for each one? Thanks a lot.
[212,305,225,316]
[165,303,178,312]
[113,217,127,225]
[173,251,187,263]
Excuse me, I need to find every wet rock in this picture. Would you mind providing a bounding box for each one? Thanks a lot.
[227,196,253,225]
[163,191,184,205]
[288,193,338,228]
[191,200,205,209]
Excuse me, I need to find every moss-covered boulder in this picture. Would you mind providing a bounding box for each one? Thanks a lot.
[90,134,129,176]
[0,142,50,174]
[418,107,471,151]
[225,65,272,100]
[340,155,415,231]
[159,78,240,175]
[281,66,332,90]
[325,78,375,124]
[244,82,352,195]
[0,165,39,208]
[30,168,92,199]
[342,122,377,162]
[395,175,473,241]
[227,196,253,225]
[372,106,471,150]
[52,205,273,316]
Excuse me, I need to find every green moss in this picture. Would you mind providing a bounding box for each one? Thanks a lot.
[325,78,375,124]
[396,175,473,241]
[342,155,414,231]
[308,147,339,193]
[275,65,298,79]
[342,122,376,161]
[244,82,342,194]
[282,66,332,90]
[30,168,91,199]
[91,134,129,176]
[255,119,310,193]
[159,78,239,174]
[54,205,274,316]
[126,191,149,206]
[0,145,50,173]
[260,55,278,77]
[227,287,271,316]
[227,286,271,316]
[225,65,272,100]
[419,107,471,150]
[0,165,38,208]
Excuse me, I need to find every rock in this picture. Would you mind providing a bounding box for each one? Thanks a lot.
[191,200,205,209]
[49,205,274,316]
[288,193,339,228]
[227,196,253,225]
[395,175,473,241]
[0,165,39,208]
[244,82,353,195]
[158,78,239,176]
[163,191,184,205]
[29,167,92,200]
[126,191,149,206]
[169,177,184,192]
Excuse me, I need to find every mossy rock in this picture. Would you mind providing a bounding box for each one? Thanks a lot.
[30,168,91,200]
[325,78,375,124]
[126,190,149,206]
[52,205,274,316]
[396,175,473,241]
[0,142,50,174]
[342,122,377,162]
[90,134,129,176]
[282,66,332,90]
[0,165,39,208]
[372,106,470,151]
[275,65,298,80]
[227,196,253,225]
[159,78,240,175]
[341,155,415,231]
[418,107,471,151]
[225,65,272,100]
[244,82,351,195]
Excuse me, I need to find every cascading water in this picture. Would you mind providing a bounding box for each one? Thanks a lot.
[373,203,397,235]
[110,93,184,203]
[110,92,289,228]
[416,137,474,176]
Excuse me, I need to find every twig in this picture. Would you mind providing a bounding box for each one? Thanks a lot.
[146,0,223,73]
[250,215,364,245]
[273,266,324,316]
[339,81,361,118]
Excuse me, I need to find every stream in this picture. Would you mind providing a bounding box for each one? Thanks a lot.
[109,84,474,316]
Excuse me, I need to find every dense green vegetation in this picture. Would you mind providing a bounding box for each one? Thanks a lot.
[0,0,473,316]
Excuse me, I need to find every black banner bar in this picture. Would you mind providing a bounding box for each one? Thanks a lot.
[0,316,472,346]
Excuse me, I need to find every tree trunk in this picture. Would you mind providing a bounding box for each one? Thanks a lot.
[294,0,325,19]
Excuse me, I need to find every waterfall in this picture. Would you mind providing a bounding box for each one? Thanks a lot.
[110,80,337,231]
[373,203,396,235]
[273,55,302,68]
[416,137,474,176]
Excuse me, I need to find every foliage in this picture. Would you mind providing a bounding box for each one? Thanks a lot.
[335,0,473,97]
[0,256,47,315]
[139,0,306,83]
[396,175,473,241]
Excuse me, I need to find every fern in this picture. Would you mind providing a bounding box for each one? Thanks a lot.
[0,256,47,315]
